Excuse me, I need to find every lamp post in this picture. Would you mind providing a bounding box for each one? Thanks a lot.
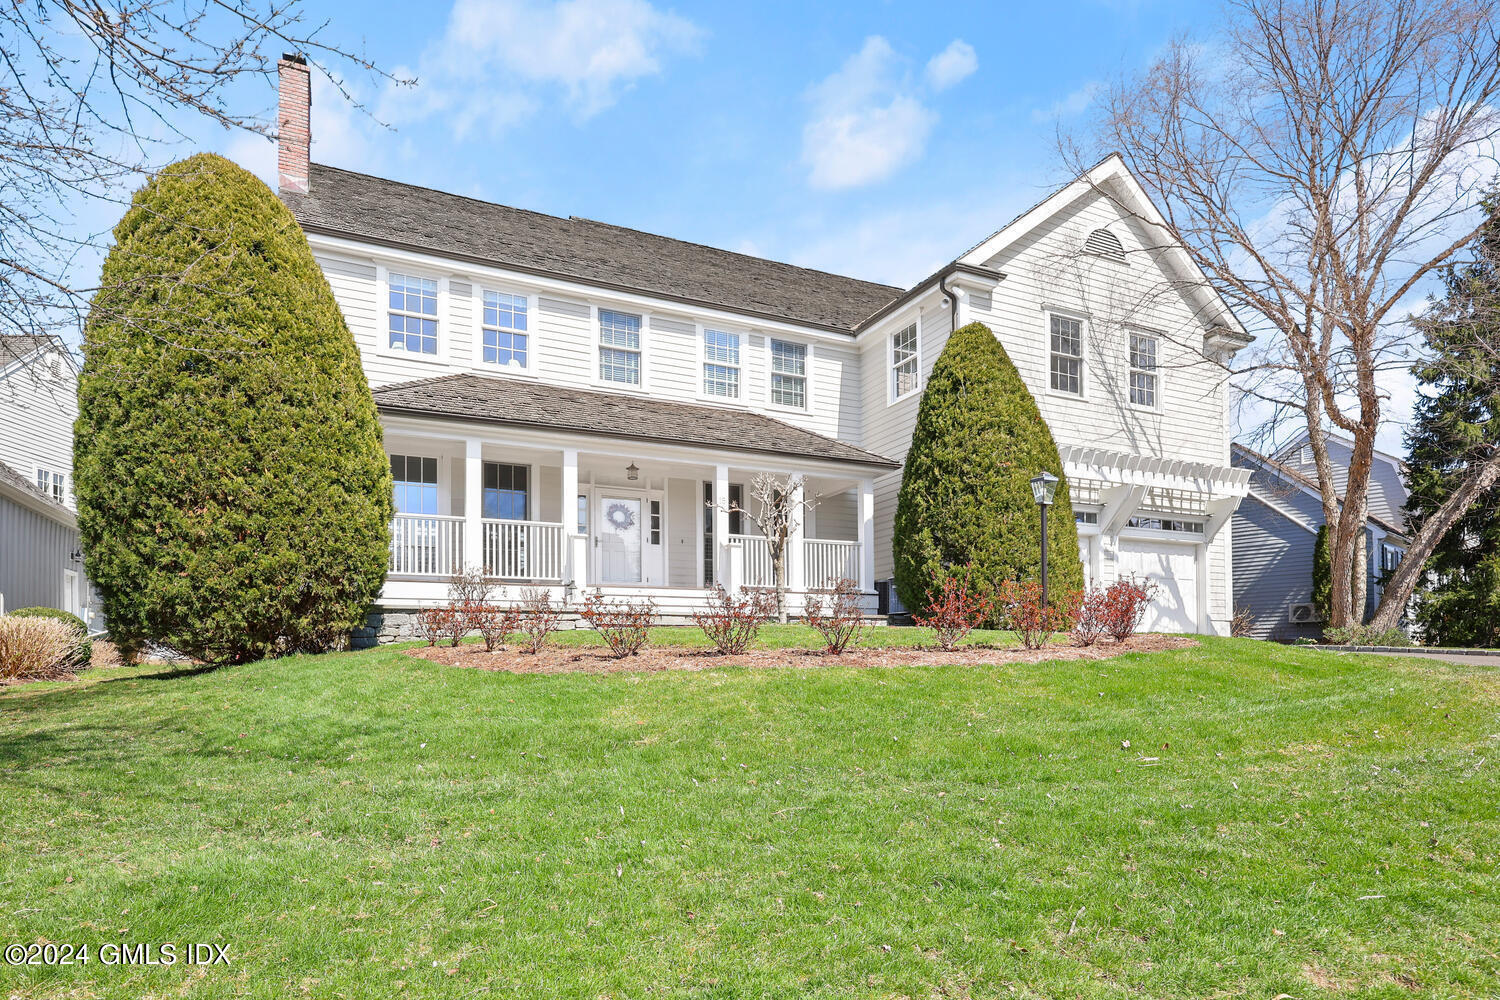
[1029,472,1059,607]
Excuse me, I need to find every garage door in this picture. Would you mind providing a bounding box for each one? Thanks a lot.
[1117,539,1199,633]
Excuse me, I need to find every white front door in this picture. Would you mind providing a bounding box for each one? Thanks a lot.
[1117,538,1199,633]
[598,495,644,584]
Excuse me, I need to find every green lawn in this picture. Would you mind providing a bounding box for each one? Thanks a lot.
[0,630,1495,998]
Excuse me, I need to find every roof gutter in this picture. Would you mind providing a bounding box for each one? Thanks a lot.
[853,261,1003,334]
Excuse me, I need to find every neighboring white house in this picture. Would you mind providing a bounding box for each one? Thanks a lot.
[0,334,94,623]
[1232,436,1410,641]
[272,54,1250,639]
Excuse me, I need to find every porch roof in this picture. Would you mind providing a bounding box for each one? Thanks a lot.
[372,373,901,470]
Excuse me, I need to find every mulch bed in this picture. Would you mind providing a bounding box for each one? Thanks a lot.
[405,633,1197,675]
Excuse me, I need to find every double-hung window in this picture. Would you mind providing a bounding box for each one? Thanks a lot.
[481,290,528,369]
[482,462,529,520]
[1049,314,1083,395]
[1128,332,1158,408]
[35,467,65,503]
[702,329,740,398]
[599,310,642,385]
[390,455,438,515]
[388,273,439,355]
[770,339,807,408]
[891,322,919,400]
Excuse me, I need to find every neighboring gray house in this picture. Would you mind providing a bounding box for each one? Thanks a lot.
[0,461,84,617]
[1231,438,1409,641]
[0,334,96,624]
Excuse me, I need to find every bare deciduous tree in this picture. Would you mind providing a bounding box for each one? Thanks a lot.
[1074,0,1500,628]
[1,0,402,377]
[708,472,818,624]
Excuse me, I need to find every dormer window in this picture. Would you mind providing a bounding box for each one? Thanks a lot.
[1084,228,1126,263]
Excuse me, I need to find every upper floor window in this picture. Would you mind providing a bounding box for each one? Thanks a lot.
[35,467,65,503]
[481,290,528,369]
[770,339,807,409]
[891,322,919,400]
[702,329,740,398]
[1128,332,1158,408]
[388,273,438,355]
[1049,314,1083,395]
[483,462,529,520]
[390,455,438,515]
[599,310,642,385]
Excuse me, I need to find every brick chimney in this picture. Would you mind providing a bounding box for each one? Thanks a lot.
[277,53,310,194]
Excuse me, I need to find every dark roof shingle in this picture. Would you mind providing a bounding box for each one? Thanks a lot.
[283,165,903,333]
[373,374,899,469]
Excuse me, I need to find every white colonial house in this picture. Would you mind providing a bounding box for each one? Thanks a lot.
[272,55,1251,639]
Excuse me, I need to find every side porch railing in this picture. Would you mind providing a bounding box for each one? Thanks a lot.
[388,514,566,581]
[389,514,465,577]
[482,519,565,581]
[726,534,863,591]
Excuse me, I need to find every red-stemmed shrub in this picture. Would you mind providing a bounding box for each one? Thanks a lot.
[416,606,463,647]
[466,601,521,652]
[995,580,1079,650]
[517,588,561,654]
[1071,585,1113,647]
[579,590,657,658]
[804,578,866,654]
[913,571,991,651]
[692,586,775,655]
[1102,576,1160,641]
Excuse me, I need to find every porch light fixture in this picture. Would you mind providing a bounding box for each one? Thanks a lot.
[1029,472,1059,607]
[625,462,639,482]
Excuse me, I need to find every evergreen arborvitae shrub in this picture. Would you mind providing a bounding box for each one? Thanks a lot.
[75,154,393,664]
[893,322,1084,616]
[1311,524,1332,622]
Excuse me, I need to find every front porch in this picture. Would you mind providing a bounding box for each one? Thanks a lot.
[379,422,879,618]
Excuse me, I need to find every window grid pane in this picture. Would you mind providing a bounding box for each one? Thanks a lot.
[1128,333,1158,407]
[1049,316,1083,394]
[891,324,919,398]
[599,310,642,384]
[388,273,439,355]
[702,330,740,398]
[771,340,807,408]
[390,453,439,515]
[482,290,529,367]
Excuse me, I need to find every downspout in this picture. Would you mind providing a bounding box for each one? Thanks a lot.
[937,268,958,332]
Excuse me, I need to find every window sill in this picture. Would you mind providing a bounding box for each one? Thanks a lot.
[378,345,449,367]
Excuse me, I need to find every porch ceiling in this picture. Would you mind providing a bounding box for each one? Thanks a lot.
[373,373,900,471]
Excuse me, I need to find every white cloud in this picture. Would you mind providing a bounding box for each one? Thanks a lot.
[1031,81,1100,123]
[384,0,701,134]
[925,40,977,91]
[802,36,963,191]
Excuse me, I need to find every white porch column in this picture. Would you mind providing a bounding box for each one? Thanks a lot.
[786,477,806,595]
[463,438,483,573]
[714,463,731,588]
[858,477,875,592]
[561,448,584,590]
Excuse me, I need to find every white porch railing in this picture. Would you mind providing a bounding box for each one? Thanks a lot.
[389,514,464,577]
[483,519,566,581]
[729,533,774,588]
[804,538,861,590]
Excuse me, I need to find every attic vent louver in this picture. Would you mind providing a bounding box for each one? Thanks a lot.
[1084,228,1126,263]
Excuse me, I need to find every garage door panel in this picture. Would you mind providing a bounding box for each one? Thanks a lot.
[1118,539,1198,633]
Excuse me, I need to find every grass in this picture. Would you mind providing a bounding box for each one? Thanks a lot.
[0,629,1496,998]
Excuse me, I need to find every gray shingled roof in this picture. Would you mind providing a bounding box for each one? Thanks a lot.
[0,334,62,367]
[0,459,73,523]
[373,374,900,469]
[282,164,903,333]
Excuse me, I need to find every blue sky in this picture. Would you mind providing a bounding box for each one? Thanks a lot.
[213,0,1209,288]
